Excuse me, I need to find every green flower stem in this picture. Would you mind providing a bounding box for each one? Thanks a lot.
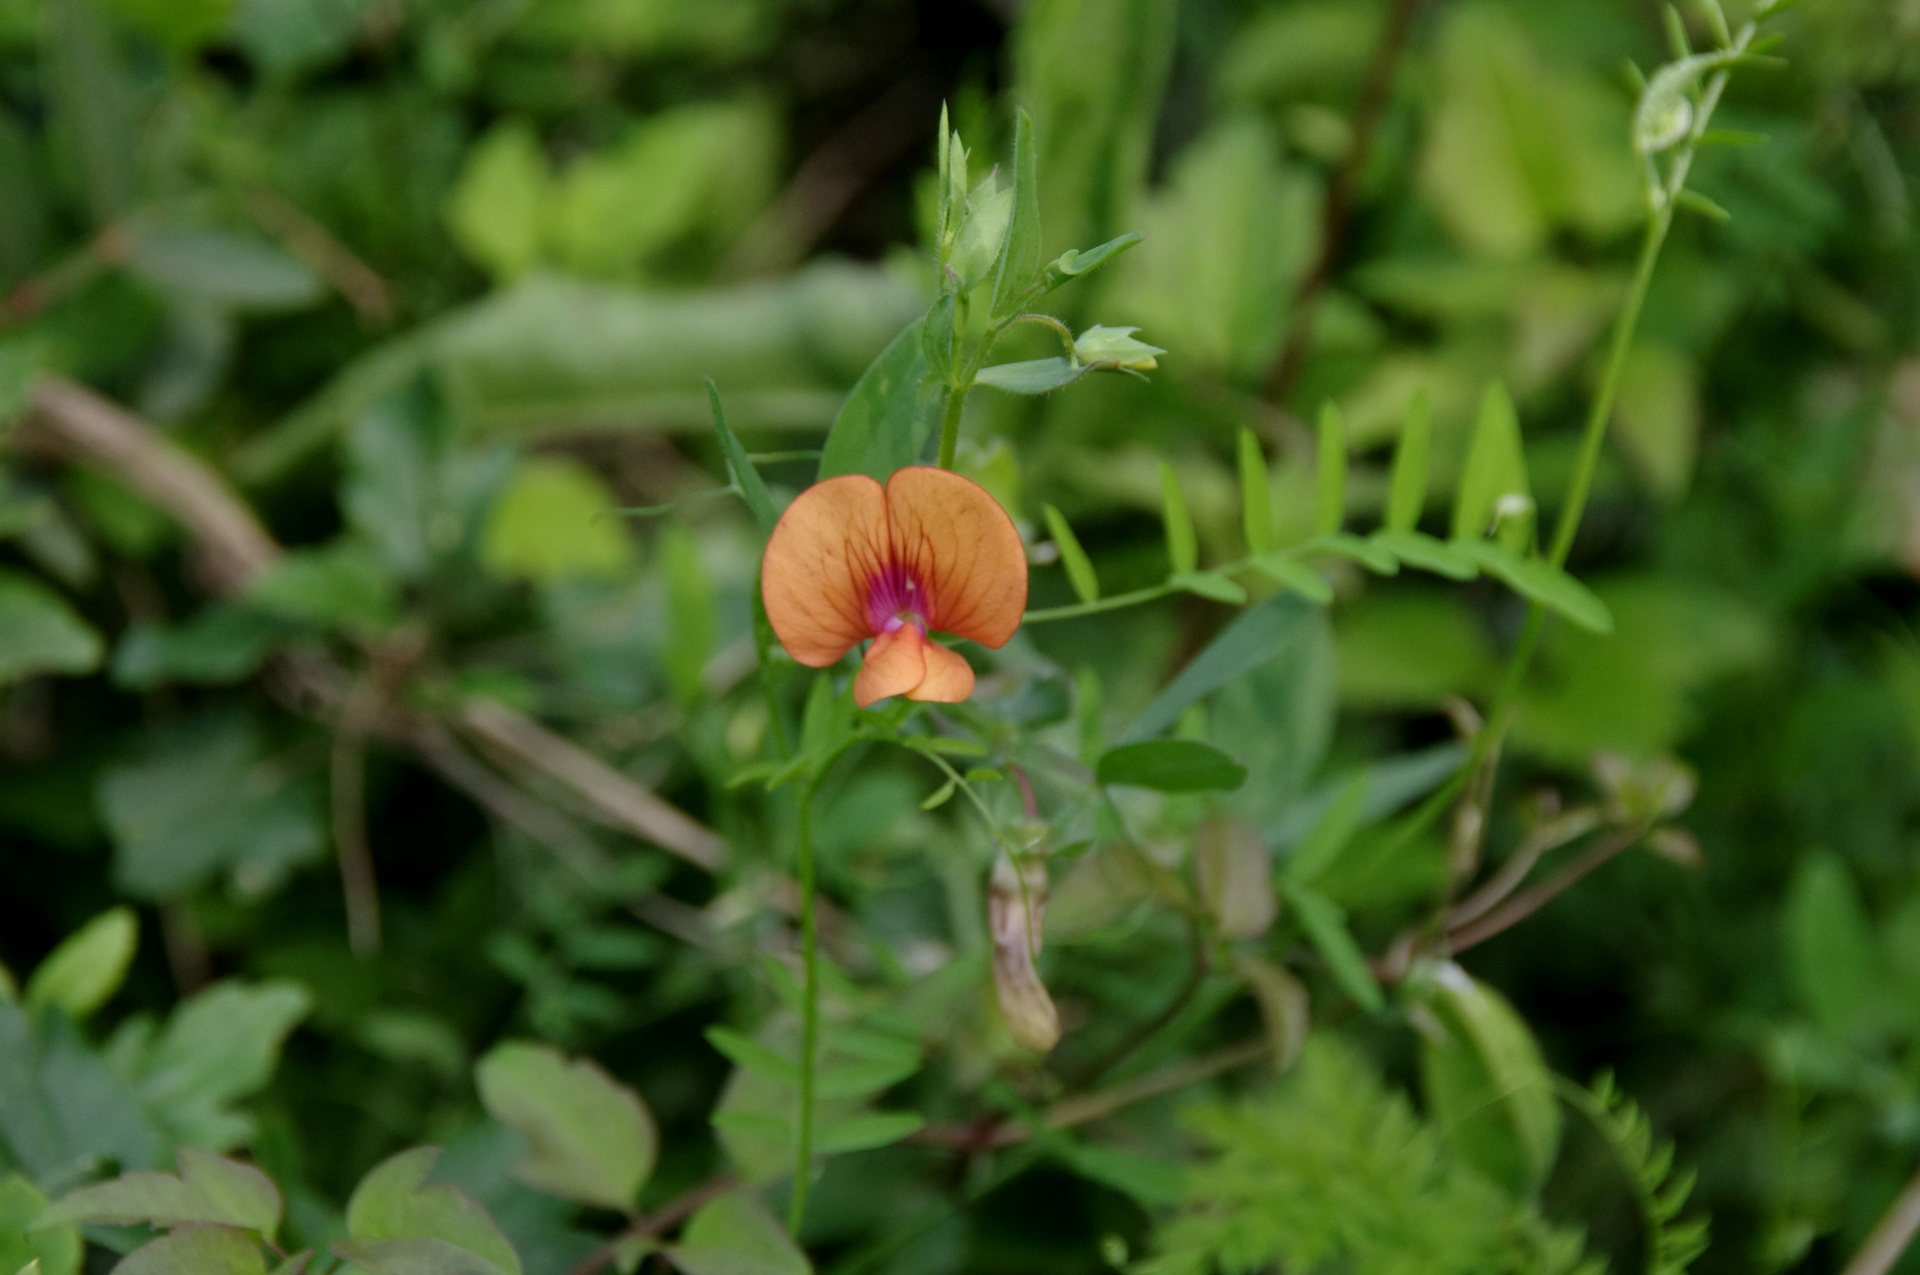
[936,380,968,471]
[789,777,821,1235]
[1022,582,1179,624]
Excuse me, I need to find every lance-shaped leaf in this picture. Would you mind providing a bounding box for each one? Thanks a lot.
[1385,391,1431,533]
[1160,462,1198,575]
[1451,383,1531,544]
[990,109,1043,319]
[706,380,777,535]
[475,1042,657,1213]
[1461,544,1613,634]
[1043,505,1100,604]
[1035,232,1142,295]
[1127,593,1316,741]
[974,357,1086,396]
[1315,402,1347,537]
[1281,883,1383,1013]
[1238,429,1274,555]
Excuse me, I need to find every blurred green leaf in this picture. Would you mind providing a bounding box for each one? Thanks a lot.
[0,1176,79,1275]
[99,716,325,901]
[707,380,777,534]
[0,570,102,687]
[114,1227,267,1275]
[991,110,1044,318]
[248,542,398,634]
[128,981,311,1150]
[112,607,279,690]
[1129,593,1319,741]
[345,1148,523,1275]
[1315,402,1347,537]
[668,1192,809,1275]
[1043,505,1099,604]
[230,0,366,75]
[1097,739,1247,793]
[40,1148,281,1239]
[122,222,323,313]
[817,318,938,482]
[1238,429,1274,554]
[448,123,549,284]
[974,357,1085,396]
[1786,855,1880,1036]
[43,0,137,224]
[475,1041,657,1213]
[1159,462,1197,575]
[1281,883,1382,1012]
[1385,391,1431,534]
[1462,544,1613,634]
[481,458,634,583]
[1451,383,1531,543]
[331,1237,513,1275]
[1418,963,1562,1198]
[24,906,135,1021]
[1285,777,1367,886]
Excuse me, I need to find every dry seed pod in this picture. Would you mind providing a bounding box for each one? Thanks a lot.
[989,852,1061,1052]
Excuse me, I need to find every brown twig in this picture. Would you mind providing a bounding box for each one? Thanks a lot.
[566,1173,741,1275]
[243,188,395,323]
[1262,0,1428,405]
[1444,829,1639,954]
[1844,1163,1920,1275]
[13,377,728,877]
[1,227,125,328]
[1446,806,1602,931]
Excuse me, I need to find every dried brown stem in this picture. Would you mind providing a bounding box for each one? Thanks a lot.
[1262,0,1427,405]
[244,188,395,323]
[1844,1163,1920,1275]
[1444,829,1639,954]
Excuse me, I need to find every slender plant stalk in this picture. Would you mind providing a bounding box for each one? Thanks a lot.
[936,382,968,470]
[1844,1163,1920,1275]
[789,779,822,1234]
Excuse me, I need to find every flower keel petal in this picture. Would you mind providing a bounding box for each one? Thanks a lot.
[906,641,975,703]
[854,626,928,707]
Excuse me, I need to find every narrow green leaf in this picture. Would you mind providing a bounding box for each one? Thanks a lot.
[1248,556,1333,604]
[920,778,958,811]
[813,1112,926,1155]
[24,907,136,1021]
[704,1027,799,1084]
[1160,463,1198,575]
[991,109,1043,319]
[1385,391,1430,533]
[1451,382,1531,544]
[706,381,777,535]
[1238,429,1273,555]
[475,1041,657,1213]
[1315,402,1347,537]
[1663,4,1692,59]
[1369,530,1477,581]
[1127,594,1315,741]
[1695,129,1768,148]
[1675,189,1732,222]
[1306,533,1398,575]
[1285,776,1368,885]
[1698,0,1731,47]
[1171,572,1247,605]
[1283,884,1384,1012]
[1043,506,1100,605]
[1097,740,1248,794]
[1037,232,1143,295]
[1462,544,1613,633]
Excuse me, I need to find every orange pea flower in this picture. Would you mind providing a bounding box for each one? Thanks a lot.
[761,467,1028,708]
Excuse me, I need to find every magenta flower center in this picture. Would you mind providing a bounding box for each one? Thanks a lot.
[866,564,930,636]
